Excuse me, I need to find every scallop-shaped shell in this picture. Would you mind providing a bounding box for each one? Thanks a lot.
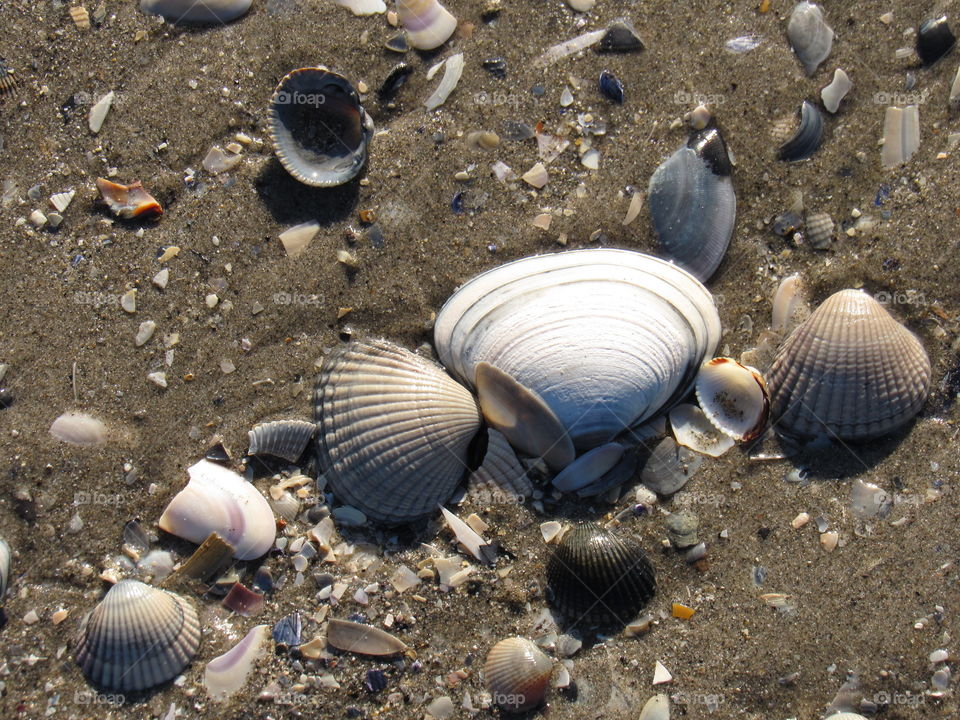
[76,580,201,692]
[767,289,931,440]
[647,123,736,281]
[314,339,484,523]
[483,637,553,713]
[546,522,656,626]
[159,460,276,561]
[805,211,834,249]
[434,249,721,452]
[787,1,834,76]
[269,67,373,187]
[248,419,316,462]
[695,357,769,441]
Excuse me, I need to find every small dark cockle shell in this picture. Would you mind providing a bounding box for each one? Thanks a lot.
[917,16,956,66]
[599,70,625,104]
[247,419,316,462]
[777,100,823,161]
[546,522,656,627]
[269,67,373,187]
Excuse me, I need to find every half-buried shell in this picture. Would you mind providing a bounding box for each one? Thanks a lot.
[767,289,931,440]
[546,522,656,627]
[695,357,769,441]
[269,67,374,187]
[314,339,486,523]
[248,419,315,462]
[76,579,201,692]
[483,636,553,713]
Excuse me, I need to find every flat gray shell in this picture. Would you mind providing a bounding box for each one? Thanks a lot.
[648,125,736,281]
[248,419,316,462]
[468,429,533,502]
[787,1,834,75]
[314,339,484,523]
[640,435,703,495]
[76,580,201,692]
[767,289,931,440]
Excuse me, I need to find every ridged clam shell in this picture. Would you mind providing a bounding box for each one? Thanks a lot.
[269,67,373,187]
[483,636,552,713]
[805,211,834,249]
[159,460,276,561]
[546,522,656,626]
[468,429,533,501]
[695,357,769,441]
[314,339,484,523]
[248,419,316,462]
[76,580,200,692]
[787,1,834,76]
[648,123,736,281]
[767,289,931,440]
[434,249,721,452]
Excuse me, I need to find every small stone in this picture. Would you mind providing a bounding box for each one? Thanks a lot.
[135,320,157,347]
[147,371,168,388]
[23,610,40,624]
[51,608,69,625]
[205,293,219,309]
[337,249,358,268]
[426,696,455,719]
[820,530,839,552]
[152,268,169,289]
[791,512,810,529]
[532,212,552,230]
[158,246,180,262]
[665,510,699,549]
[120,289,137,313]
[672,602,696,620]
[652,661,673,685]
[560,87,574,107]
[930,649,949,663]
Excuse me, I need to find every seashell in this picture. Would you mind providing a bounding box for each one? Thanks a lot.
[0,61,17,97]
[468,429,532,501]
[69,6,90,30]
[917,16,956,67]
[638,693,670,720]
[385,33,409,52]
[787,1,834,76]
[575,445,640,498]
[139,0,252,24]
[880,105,920,168]
[767,289,932,440]
[483,636,553,713]
[669,403,735,457]
[332,0,387,16]
[327,618,408,656]
[379,63,414,104]
[159,459,276,560]
[96,178,163,219]
[640,435,702,495]
[434,249,721,452]
[222,581,265,616]
[805,211,834,249]
[50,412,107,446]
[269,67,374,187]
[771,273,809,334]
[599,70,625,103]
[597,20,644,53]
[88,91,114,133]
[647,120,736,281]
[545,522,656,626]
[76,579,201,692]
[247,419,315,462]
[0,538,10,601]
[820,68,852,113]
[777,100,824,161]
[204,624,270,701]
[551,442,624,492]
[850,479,892,519]
[695,357,769,442]
[424,52,464,111]
[166,532,235,585]
[314,339,485,523]
[395,0,457,51]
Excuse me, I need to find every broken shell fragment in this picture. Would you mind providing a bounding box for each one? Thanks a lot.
[204,625,270,702]
[158,460,276,560]
[76,580,201,692]
[917,16,956,66]
[820,68,852,113]
[597,20,644,53]
[166,532,235,585]
[483,636,553,713]
[771,273,809,334]
[96,178,162,219]
[640,436,702,495]
[50,412,108,446]
[880,105,920,168]
[396,0,457,51]
[777,100,824,161]
[669,403,735,457]
[638,694,670,720]
[269,67,374,187]
[787,1,833,76]
[247,419,316,462]
[140,0,252,24]
[695,358,769,441]
[327,618,408,656]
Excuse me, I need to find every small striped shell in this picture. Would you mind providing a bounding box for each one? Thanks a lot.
[247,419,316,462]
[546,523,656,627]
[314,339,484,523]
[767,289,931,440]
[483,636,552,713]
[76,580,201,692]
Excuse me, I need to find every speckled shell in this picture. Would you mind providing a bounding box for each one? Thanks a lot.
[648,123,736,281]
[269,67,373,187]
[483,637,553,713]
[787,1,834,76]
[767,289,931,440]
[434,249,721,451]
[314,339,485,523]
[248,419,316,462]
[546,523,656,626]
[76,580,200,692]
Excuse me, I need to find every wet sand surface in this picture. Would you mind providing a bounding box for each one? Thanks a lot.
[0,1,958,718]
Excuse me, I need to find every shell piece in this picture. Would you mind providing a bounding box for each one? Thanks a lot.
[314,339,484,523]
[669,404,735,457]
[327,618,408,656]
[787,1,834,76]
[767,289,932,440]
[158,460,276,560]
[50,412,107,446]
[76,580,201,692]
[648,123,736,281]
[396,0,457,51]
[771,273,809,334]
[599,70,625,104]
[917,16,956,66]
[638,693,670,720]
[435,249,721,451]
[640,436,702,495]
[575,445,640,498]
[269,67,374,187]
[483,637,553,713]
[96,178,163,219]
[139,0,252,24]
[777,101,824,161]
[546,522,656,626]
[805,211,834,249]
[551,442,624,492]
[468,429,533,501]
[0,538,10,601]
[166,532,235,584]
[880,105,920,168]
[247,419,316,462]
[204,625,270,702]
[424,52,464,111]
[695,358,769,441]
[820,68,852,113]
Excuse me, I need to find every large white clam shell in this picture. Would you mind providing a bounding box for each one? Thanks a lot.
[159,460,276,561]
[434,249,721,452]
[314,339,484,523]
[76,580,200,692]
[483,636,553,713]
[767,289,931,440]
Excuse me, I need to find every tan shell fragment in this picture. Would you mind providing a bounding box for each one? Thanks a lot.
[326,618,408,656]
[767,289,931,440]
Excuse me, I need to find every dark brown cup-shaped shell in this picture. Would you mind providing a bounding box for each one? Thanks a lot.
[546,522,656,627]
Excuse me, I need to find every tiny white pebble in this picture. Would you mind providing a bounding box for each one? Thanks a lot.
[205,293,219,309]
